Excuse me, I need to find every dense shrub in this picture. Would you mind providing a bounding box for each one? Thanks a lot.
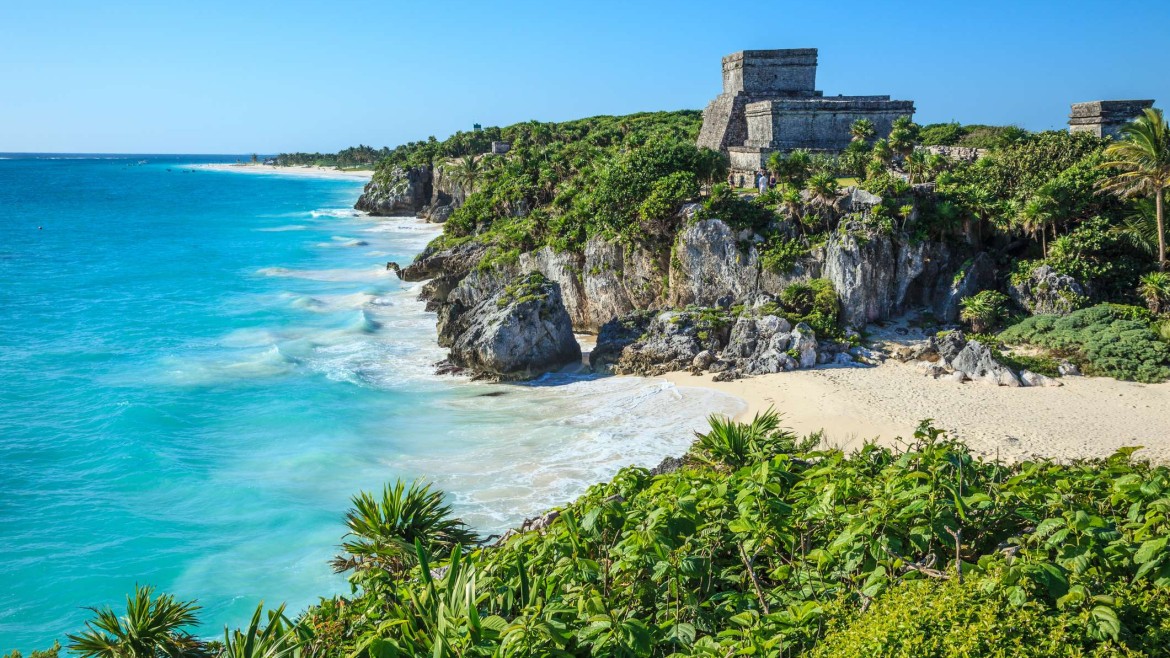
[758,234,808,273]
[1000,304,1170,382]
[1046,217,1152,302]
[779,278,841,337]
[693,183,774,232]
[813,577,1170,658]
[282,420,1170,658]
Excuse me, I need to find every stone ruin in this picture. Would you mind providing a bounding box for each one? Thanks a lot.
[1068,100,1154,139]
[697,49,915,175]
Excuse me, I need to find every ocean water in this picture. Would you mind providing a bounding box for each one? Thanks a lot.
[0,155,743,650]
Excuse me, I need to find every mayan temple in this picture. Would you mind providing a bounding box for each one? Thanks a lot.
[697,48,915,174]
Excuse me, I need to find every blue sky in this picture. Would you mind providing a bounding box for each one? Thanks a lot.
[1,0,1165,154]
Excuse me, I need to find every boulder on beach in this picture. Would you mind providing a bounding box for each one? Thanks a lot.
[446,272,581,380]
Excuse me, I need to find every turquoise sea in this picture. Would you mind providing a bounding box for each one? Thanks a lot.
[0,155,741,650]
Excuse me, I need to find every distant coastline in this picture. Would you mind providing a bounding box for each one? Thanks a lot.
[194,162,373,181]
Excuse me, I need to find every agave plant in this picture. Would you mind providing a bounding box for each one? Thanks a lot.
[331,479,478,575]
[1137,272,1170,315]
[220,603,308,658]
[67,585,206,658]
[693,408,802,468]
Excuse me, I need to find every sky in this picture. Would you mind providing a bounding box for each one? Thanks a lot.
[1,0,1166,154]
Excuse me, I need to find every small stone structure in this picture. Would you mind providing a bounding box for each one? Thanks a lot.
[697,49,914,174]
[1069,100,1154,139]
[490,141,511,154]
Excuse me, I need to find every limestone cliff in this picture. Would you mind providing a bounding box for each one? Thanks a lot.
[355,163,468,222]
[396,197,991,379]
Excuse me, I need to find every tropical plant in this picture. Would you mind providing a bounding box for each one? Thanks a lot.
[849,118,876,143]
[450,154,483,194]
[693,408,802,468]
[887,116,920,162]
[1114,197,1163,255]
[959,290,1010,333]
[1137,271,1170,315]
[220,603,306,658]
[67,585,206,658]
[331,479,478,576]
[1016,194,1057,257]
[768,149,813,187]
[1097,107,1170,269]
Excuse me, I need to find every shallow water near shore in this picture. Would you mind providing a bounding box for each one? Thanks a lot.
[0,156,742,650]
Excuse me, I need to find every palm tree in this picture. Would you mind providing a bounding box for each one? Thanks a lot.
[1016,195,1055,257]
[331,479,478,576]
[67,585,206,658]
[1098,107,1170,270]
[778,186,804,229]
[450,154,482,194]
[849,118,876,143]
[905,150,928,184]
[1113,198,1162,255]
[870,138,893,169]
[1137,272,1170,315]
[887,116,920,162]
[804,172,840,232]
[693,408,796,468]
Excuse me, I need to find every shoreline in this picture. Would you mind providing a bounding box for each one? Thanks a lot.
[660,360,1170,463]
[193,162,373,181]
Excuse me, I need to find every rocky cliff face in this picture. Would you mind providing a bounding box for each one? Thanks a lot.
[443,273,580,380]
[355,166,432,216]
[355,164,469,222]
[400,201,991,379]
[823,230,992,326]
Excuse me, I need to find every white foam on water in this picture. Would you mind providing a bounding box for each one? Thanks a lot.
[255,225,310,232]
[256,266,393,283]
[310,208,361,218]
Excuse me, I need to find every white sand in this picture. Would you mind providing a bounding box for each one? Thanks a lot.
[193,163,373,181]
[661,361,1170,463]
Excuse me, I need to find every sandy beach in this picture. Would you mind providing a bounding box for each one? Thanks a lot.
[664,361,1170,463]
[193,162,373,181]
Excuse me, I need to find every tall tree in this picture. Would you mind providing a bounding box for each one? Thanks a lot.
[1098,107,1170,269]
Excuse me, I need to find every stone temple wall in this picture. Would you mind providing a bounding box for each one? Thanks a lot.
[747,98,915,152]
[1069,100,1154,139]
[697,48,915,168]
[722,49,818,96]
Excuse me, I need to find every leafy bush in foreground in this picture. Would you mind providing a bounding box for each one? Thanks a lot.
[1000,304,1170,382]
[812,576,1170,658]
[279,416,1170,657]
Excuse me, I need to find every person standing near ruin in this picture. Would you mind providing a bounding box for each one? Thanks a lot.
[757,169,768,195]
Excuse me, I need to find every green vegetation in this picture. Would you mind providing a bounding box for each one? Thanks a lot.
[496,272,552,308]
[959,290,1010,333]
[918,122,1029,149]
[274,145,390,169]
[66,415,1170,657]
[415,111,718,257]
[758,234,809,273]
[2,644,60,658]
[999,304,1170,382]
[776,279,841,339]
[1098,107,1170,270]
[67,586,204,658]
